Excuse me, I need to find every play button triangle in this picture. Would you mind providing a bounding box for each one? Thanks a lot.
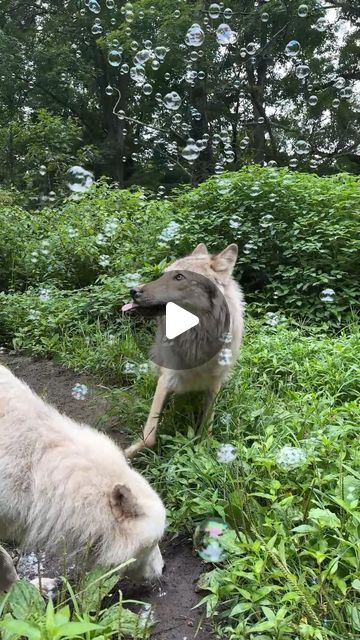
[165,302,199,340]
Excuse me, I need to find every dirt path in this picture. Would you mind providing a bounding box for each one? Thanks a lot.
[1,353,217,640]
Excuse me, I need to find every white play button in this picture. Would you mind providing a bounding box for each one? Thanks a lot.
[165,302,199,340]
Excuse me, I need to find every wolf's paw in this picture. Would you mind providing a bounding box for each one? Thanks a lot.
[30,576,58,599]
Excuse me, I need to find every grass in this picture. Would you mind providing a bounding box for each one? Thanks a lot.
[1,290,360,638]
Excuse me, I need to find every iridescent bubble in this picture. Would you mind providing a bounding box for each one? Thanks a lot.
[163,91,182,110]
[88,0,101,14]
[194,519,229,563]
[285,40,301,57]
[121,63,129,74]
[295,139,310,155]
[151,59,160,70]
[91,22,103,35]
[334,76,345,89]
[125,9,134,22]
[320,287,335,302]
[216,23,237,45]
[208,3,221,18]
[298,4,308,17]
[340,86,352,99]
[185,23,205,47]
[71,383,88,400]
[295,64,310,79]
[142,82,153,95]
[135,49,151,64]
[154,46,167,60]
[181,142,200,162]
[308,95,318,106]
[108,49,122,66]
[130,65,146,85]
[246,42,257,55]
[314,17,327,31]
[66,166,94,193]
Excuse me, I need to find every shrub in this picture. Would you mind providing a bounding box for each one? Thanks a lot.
[170,166,360,323]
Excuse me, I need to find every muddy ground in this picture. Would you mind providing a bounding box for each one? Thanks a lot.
[1,353,218,640]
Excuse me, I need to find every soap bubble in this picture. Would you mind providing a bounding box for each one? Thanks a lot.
[261,12,269,22]
[163,91,182,110]
[298,4,308,17]
[105,85,113,95]
[308,95,318,106]
[216,24,237,45]
[142,83,153,95]
[108,49,122,66]
[194,519,229,563]
[134,49,151,65]
[332,98,340,108]
[246,42,257,55]
[130,65,146,85]
[320,288,335,302]
[91,22,103,35]
[217,443,236,463]
[295,140,311,155]
[218,348,232,365]
[181,142,200,162]
[314,17,327,31]
[66,166,94,193]
[224,8,233,19]
[106,0,114,7]
[295,64,310,79]
[72,383,88,400]
[285,40,301,57]
[334,76,345,89]
[154,46,167,60]
[340,87,352,99]
[88,0,101,14]
[185,23,205,47]
[209,3,221,19]
[39,165,46,176]
[276,446,307,469]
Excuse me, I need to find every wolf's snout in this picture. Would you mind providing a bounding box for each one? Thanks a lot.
[130,287,142,301]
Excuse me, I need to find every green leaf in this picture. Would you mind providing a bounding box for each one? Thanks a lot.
[352,579,360,591]
[308,508,341,529]
[7,581,45,620]
[55,621,103,638]
[0,618,41,640]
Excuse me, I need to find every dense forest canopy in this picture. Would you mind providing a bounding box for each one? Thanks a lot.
[0,0,359,204]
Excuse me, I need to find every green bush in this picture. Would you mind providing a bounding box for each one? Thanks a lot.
[170,166,360,323]
[1,167,359,323]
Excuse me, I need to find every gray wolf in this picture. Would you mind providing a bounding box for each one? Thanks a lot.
[123,243,245,458]
[0,365,166,586]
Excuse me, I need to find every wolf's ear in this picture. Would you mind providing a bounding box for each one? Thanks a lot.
[211,244,238,274]
[110,484,140,519]
[192,243,208,256]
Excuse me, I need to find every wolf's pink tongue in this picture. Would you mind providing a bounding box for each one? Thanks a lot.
[121,302,139,312]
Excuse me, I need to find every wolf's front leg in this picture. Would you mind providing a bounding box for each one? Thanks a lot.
[199,379,222,436]
[126,376,169,459]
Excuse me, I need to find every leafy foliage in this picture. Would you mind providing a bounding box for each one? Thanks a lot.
[0,567,151,640]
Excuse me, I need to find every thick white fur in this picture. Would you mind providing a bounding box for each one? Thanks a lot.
[0,365,165,581]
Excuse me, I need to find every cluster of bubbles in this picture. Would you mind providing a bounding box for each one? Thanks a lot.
[71,383,88,400]
[217,443,237,464]
[78,0,358,181]
[194,518,229,563]
[122,361,150,376]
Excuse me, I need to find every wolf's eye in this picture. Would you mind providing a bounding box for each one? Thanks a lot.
[174,273,185,281]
